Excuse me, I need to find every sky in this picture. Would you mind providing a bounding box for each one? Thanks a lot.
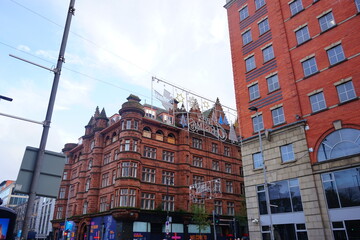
[0,0,236,182]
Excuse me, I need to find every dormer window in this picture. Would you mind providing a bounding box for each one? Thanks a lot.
[145,108,156,119]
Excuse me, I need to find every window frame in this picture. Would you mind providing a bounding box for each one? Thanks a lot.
[327,44,345,66]
[336,81,357,103]
[245,55,256,72]
[271,106,285,126]
[242,30,252,46]
[255,0,266,10]
[309,92,327,113]
[252,114,264,132]
[258,18,270,35]
[262,45,275,63]
[249,83,260,101]
[295,26,310,45]
[239,6,249,21]
[280,144,295,163]
[318,12,336,32]
[302,57,318,77]
[253,152,264,169]
[289,0,304,16]
[266,74,280,93]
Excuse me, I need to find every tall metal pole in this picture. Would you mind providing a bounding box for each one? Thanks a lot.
[21,1,75,239]
[256,110,274,240]
[212,210,217,240]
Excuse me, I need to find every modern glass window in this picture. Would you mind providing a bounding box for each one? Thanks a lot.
[142,167,155,183]
[162,151,174,162]
[253,152,263,169]
[252,114,264,132]
[242,30,252,45]
[295,26,310,45]
[336,81,356,103]
[212,161,220,171]
[192,138,203,149]
[327,44,345,65]
[162,195,174,211]
[255,0,266,10]
[289,0,303,16]
[141,193,155,210]
[262,45,274,62]
[249,83,260,101]
[262,224,308,240]
[302,57,318,77]
[317,128,360,162]
[239,6,249,21]
[310,92,326,112]
[356,0,360,12]
[322,167,360,209]
[246,55,256,72]
[257,178,303,215]
[319,12,336,32]
[193,156,203,167]
[258,18,270,35]
[162,171,175,185]
[332,220,360,240]
[281,144,295,162]
[272,107,285,125]
[143,146,156,159]
[267,74,280,92]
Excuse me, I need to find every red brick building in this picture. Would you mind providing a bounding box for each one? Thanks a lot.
[52,95,245,240]
[224,0,360,239]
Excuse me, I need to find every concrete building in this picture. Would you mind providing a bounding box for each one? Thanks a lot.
[224,0,360,239]
[52,95,245,240]
[0,180,28,209]
[14,197,55,239]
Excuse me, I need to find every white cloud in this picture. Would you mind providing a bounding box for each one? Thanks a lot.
[17,45,31,52]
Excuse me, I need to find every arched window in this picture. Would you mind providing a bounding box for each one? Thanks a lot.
[168,133,176,144]
[112,132,118,143]
[88,159,93,170]
[143,127,152,138]
[105,136,111,146]
[85,178,90,192]
[83,201,88,214]
[156,130,164,141]
[318,128,360,162]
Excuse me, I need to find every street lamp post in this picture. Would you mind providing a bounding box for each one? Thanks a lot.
[249,106,274,240]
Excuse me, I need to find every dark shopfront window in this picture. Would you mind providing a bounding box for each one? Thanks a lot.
[322,167,360,209]
[332,220,360,240]
[262,224,308,240]
[257,178,303,214]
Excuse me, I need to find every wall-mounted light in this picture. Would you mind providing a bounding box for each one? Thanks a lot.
[308,148,314,152]
[305,125,310,131]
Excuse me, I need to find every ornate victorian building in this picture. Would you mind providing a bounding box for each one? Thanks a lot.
[52,95,245,240]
